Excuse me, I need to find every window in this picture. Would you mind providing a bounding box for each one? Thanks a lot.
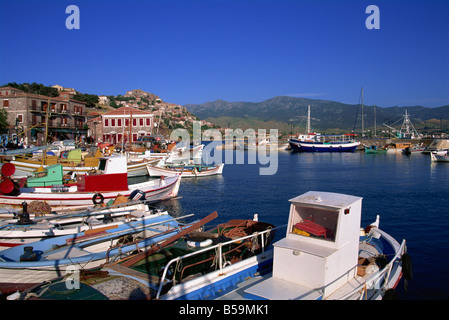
[111,119,116,127]
[118,119,122,126]
[133,119,137,126]
[3,99,9,108]
[146,118,150,126]
[139,118,143,126]
[104,119,109,127]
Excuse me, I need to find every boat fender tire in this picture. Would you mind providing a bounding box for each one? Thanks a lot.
[110,252,128,263]
[187,238,213,248]
[401,253,413,281]
[92,193,105,205]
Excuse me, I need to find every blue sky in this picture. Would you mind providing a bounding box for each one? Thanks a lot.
[1,0,448,108]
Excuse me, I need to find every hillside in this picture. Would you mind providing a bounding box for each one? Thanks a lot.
[184,96,449,134]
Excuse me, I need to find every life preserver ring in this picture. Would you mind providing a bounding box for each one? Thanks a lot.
[61,151,68,159]
[92,193,105,205]
[187,238,213,248]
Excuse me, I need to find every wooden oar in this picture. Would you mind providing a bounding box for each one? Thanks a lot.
[119,211,218,267]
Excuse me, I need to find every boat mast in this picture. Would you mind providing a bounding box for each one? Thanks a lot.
[43,97,50,165]
[400,110,420,139]
[374,104,376,137]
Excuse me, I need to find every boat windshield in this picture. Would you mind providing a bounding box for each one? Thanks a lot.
[98,159,107,171]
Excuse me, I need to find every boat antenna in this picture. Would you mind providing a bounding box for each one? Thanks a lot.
[306,105,311,134]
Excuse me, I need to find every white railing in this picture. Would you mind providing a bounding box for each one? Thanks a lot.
[155,224,286,299]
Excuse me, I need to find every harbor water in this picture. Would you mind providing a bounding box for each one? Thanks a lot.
[133,147,449,300]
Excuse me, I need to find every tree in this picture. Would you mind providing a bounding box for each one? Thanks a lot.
[0,108,9,134]
[73,93,99,108]
[3,82,59,97]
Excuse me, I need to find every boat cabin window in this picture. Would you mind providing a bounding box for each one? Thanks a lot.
[98,159,107,171]
[289,205,338,242]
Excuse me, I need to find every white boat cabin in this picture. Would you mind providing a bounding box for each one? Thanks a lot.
[245,191,362,300]
[97,155,127,174]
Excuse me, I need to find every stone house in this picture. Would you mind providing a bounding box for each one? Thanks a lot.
[0,86,87,145]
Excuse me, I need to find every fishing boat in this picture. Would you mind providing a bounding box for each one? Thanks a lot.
[132,143,204,163]
[403,144,426,155]
[386,142,412,154]
[212,191,410,300]
[147,163,224,178]
[288,105,360,153]
[0,155,181,210]
[289,134,360,152]
[4,148,102,178]
[0,199,165,249]
[0,211,192,294]
[423,139,449,155]
[364,145,387,154]
[10,211,279,300]
[430,151,449,162]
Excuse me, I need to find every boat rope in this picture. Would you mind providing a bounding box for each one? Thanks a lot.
[173,259,183,285]
[251,232,259,251]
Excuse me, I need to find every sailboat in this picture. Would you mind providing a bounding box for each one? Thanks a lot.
[288,106,360,152]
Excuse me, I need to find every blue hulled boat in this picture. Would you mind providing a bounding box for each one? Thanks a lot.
[289,134,360,152]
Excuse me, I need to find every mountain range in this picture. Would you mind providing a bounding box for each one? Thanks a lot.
[184,96,449,134]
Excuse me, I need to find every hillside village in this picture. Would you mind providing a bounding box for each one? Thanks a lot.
[88,87,219,137]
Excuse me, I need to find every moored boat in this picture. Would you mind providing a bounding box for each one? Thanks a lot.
[289,134,360,152]
[386,142,412,154]
[8,192,410,301]
[147,163,224,178]
[0,211,192,294]
[212,191,410,300]
[430,151,449,162]
[6,149,155,178]
[0,155,181,210]
[403,144,425,155]
[0,199,165,249]
[423,139,449,155]
[365,145,387,154]
[10,211,278,300]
